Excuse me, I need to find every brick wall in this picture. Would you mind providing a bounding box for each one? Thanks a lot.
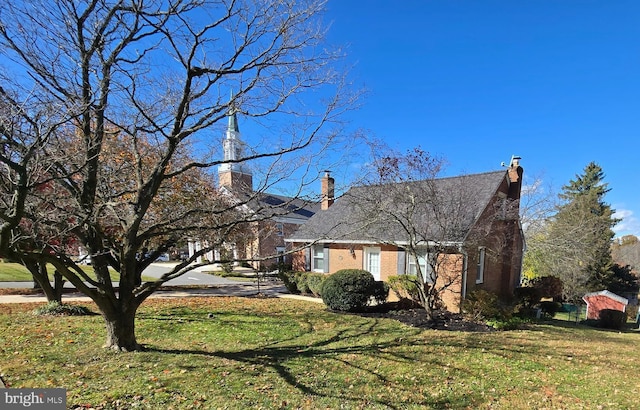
[327,244,362,272]
[463,173,524,302]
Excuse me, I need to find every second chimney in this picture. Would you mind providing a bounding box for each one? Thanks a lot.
[321,171,335,210]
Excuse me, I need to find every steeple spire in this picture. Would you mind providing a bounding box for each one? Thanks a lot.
[228,90,239,133]
[218,91,253,191]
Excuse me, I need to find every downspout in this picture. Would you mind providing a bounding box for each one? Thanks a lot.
[518,220,527,286]
[460,245,468,303]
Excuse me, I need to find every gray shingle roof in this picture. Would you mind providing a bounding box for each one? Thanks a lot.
[228,188,320,222]
[287,170,508,244]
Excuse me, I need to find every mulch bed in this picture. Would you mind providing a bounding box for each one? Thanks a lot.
[350,300,496,332]
[363,308,496,332]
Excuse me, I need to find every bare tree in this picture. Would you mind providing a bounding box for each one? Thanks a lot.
[0,86,72,302]
[525,196,610,304]
[0,0,354,351]
[612,235,640,274]
[347,148,519,319]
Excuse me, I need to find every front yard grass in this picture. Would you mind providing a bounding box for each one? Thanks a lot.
[0,262,36,282]
[0,261,150,283]
[0,297,638,409]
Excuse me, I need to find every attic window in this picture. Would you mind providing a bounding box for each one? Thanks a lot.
[476,247,486,284]
[275,223,284,236]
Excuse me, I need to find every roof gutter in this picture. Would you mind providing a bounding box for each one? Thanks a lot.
[284,238,380,245]
[284,238,463,248]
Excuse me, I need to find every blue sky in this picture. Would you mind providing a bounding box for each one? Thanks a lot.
[318,0,640,237]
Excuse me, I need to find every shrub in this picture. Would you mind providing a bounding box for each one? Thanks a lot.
[321,269,376,312]
[462,290,501,322]
[294,272,311,294]
[487,316,529,331]
[539,301,561,319]
[529,276,563,300]
[598,309,627,330]
[306,273,326,297]
[387,275,421,303]
[371,281,390,305]
[267,262,293,273]
[626,304,639,323]
[215,270,239,278]
[513,286,542,310]
[33,302,94,316]
[278,271,299,294]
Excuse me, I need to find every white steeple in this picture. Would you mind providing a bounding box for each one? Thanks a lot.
[218,93,252,190]
[219,94,247,173]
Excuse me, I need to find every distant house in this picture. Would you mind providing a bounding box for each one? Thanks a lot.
[286,157,525,312]
[583,290,629,320]
[611,236,640,275]
[187,106,318,270]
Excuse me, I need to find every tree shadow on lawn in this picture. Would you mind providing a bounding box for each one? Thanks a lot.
[145,318,485,409]
[542,317,640,334]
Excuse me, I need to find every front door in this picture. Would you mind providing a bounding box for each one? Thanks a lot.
[364,247,381,280]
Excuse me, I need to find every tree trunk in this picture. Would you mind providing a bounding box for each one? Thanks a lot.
[102,306,141,352]
[29,262,63,303]
[52,271,64,302]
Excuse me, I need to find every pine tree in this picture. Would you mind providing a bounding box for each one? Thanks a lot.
[554,162,619,292]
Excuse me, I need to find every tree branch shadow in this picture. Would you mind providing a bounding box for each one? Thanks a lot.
[144,317,483,408]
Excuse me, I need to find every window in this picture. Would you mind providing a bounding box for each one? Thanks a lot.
[312,245,324,272]
[275,223,284,236]
[276,246,286,264]
[476,247,486,284]
[407,249,434,283]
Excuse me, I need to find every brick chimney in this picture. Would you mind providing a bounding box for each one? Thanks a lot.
[507,156,523,201]
[321,171,335,210]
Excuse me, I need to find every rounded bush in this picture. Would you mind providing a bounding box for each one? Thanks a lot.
[306,273,326,297]
[321,269,376,312]
[33,301,94,316]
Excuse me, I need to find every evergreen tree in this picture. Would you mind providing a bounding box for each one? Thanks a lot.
[553,162,619,293]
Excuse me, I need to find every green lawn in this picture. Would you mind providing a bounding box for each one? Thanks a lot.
[0,262,36,282]
[0,262,151,283]
[0,297,638,409]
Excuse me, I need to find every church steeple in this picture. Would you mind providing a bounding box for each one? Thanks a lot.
[218,93,253,191]
[228,105,239,134]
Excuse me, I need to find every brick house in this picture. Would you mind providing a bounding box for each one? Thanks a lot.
[583,290,629,320]
[188,107,318,270]
[286,157,525,312]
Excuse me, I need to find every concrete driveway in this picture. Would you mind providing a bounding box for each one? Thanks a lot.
[0,263,250,289]
[0,263,308,303]
[143,263,251,286]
